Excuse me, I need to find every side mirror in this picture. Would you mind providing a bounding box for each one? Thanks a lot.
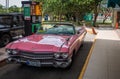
[77,28,82,34]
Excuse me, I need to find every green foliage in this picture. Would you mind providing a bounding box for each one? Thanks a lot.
[0,4,6,13]
[9,5,20,13]
[9,5,20,12]
[0,4,21,13]
[35,0,100,22]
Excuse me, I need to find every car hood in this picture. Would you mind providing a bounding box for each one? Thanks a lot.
[6,34,72,53]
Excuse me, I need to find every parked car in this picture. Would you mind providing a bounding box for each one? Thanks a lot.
[0,13,24,46]
[5,23,87,68]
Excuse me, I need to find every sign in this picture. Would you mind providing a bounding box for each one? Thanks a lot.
[35,5,42,15]
[31,5,36,15]
[24,4,31,20]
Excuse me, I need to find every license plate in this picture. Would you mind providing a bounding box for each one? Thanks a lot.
[26,60,41,67]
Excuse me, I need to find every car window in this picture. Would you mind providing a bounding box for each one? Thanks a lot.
[13,15,24,26]
[37,24,75,35]
[13,16,19,25]
[18,15,24,26]
[0,16,12,25]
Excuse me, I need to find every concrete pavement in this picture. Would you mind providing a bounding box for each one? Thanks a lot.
[0,48,7,62]
[0,47,7,67]
[0,28,120,79]
[82,29,120,79]
[116,29,120,38]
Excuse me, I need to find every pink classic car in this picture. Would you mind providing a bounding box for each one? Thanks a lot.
[6,23,87,68]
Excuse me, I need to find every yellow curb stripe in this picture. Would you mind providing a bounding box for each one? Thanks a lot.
[78,37,97,79]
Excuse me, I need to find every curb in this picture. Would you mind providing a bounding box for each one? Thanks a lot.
[78,37,97,79]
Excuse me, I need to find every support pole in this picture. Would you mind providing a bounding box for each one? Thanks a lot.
[6,0,9,13]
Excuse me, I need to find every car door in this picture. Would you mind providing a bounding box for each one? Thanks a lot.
[10,15,24,37]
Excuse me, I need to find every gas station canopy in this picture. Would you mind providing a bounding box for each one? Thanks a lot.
[108,0,120,7]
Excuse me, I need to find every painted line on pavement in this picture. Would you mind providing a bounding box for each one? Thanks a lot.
[78,37,97,79]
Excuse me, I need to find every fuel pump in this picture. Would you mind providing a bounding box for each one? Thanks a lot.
[22,1,42,36]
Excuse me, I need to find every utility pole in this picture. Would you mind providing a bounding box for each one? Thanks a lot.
[6,0,9,13]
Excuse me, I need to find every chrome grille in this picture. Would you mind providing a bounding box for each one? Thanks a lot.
[19,51,54,59]
[17,57,54,66]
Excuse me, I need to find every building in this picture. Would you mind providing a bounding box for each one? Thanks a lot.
[108,0,120,29]
[112,8,120,29]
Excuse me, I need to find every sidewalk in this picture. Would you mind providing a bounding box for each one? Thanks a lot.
[116,29,120,38]
[83,29,120,79]
[0,48,7,63]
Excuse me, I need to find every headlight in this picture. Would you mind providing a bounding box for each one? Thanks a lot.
[54,53,60,58]
[12,50,18,55]
[6,49,11,54]
[61,53,68,59]
[54,53,69,59]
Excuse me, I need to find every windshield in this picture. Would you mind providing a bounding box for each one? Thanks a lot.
[37,24,75,35]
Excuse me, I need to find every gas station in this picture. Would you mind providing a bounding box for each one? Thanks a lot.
[0,0,120,79]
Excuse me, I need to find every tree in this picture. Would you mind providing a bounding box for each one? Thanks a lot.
[35,0,103,25]
[0,4,3,13]
[9,5,20,13]
[91,0,102,27]
[100,0,112,23]
[0,4,6,13]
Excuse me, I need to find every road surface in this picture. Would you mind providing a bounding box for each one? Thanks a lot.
[0,33,95,79]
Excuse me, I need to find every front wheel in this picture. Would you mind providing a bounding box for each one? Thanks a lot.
[0,34,11,46]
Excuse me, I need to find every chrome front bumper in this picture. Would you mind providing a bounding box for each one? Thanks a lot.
[7,56,72,68]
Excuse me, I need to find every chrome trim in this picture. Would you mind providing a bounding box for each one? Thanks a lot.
[18,52,54,59]
[7,57,71,68]
[9,55,53,60]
